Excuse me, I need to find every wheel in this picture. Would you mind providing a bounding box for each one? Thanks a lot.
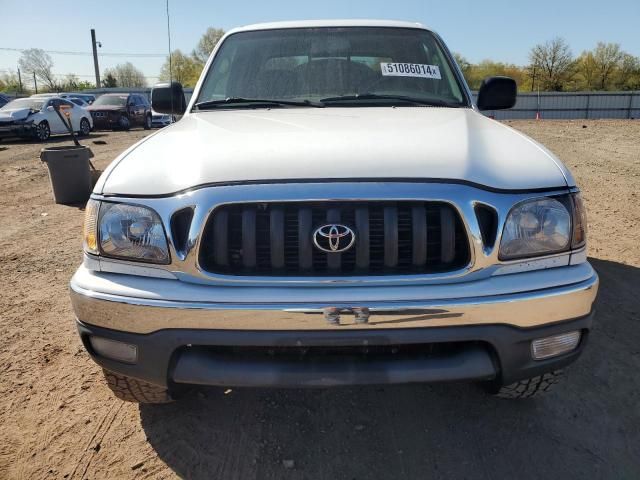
[35,121,50,142]
[79,117,91,136]
[143,114,152,130]
[117,115,131,131]
[488,370,564,399]
[102,369,172,403]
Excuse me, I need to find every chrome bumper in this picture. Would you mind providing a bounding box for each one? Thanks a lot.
[70,263,598,334]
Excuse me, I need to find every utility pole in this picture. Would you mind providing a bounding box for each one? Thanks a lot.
[17,68,22,93]
[33,72,38,94]
[531,66,536,92]
[91,29,101,88]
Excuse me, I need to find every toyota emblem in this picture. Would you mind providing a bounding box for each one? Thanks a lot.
[313,224,356,253]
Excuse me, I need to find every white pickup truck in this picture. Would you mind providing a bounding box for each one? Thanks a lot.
[70,20,598,403]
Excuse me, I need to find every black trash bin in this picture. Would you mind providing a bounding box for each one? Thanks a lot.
[40,145,94,204]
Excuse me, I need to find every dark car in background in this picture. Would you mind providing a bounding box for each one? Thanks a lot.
[87,93,152,131]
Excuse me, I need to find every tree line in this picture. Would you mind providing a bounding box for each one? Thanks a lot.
[0,49,150,93]
[1,32,638,94]
[456,37,640,91]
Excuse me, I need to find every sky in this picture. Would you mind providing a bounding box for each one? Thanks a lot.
[1,0,639,87]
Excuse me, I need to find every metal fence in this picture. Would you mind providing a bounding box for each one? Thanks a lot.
[473,91,640,120]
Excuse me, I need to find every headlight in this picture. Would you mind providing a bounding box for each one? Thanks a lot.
[499,197,571,260]
[83,201,170,264]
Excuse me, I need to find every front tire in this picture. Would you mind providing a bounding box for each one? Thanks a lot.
[79,117,91,136]
[488,370,564,399]
[102,369,173,403]
[144,114,152,130]
[35,121,50,142]
[116,115,130,131]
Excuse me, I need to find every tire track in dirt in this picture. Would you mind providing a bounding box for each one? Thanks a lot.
[70,402,123,480]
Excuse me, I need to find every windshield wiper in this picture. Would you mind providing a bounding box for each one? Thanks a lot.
[195,97,323,110]
[319,93,457,107]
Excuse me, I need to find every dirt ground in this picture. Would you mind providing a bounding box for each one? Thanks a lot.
[0,120,639,479]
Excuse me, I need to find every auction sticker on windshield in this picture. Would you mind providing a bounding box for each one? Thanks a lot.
[380,63,441,79]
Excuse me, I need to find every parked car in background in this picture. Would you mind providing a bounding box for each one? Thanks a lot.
[151,109,174,128]
[0,96,93,141]
[87,93,152,130]
[67,97,90,109]
[0,93,10,108]
[30,93,59,99]
[60,93,96,105]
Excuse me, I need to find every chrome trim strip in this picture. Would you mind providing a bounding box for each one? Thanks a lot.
[100,178,569,199]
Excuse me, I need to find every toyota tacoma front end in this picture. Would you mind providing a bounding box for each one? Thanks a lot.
[70,20,598,403]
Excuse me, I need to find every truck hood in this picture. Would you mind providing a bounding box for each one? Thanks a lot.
[97,107,573,195]
[0,108,34,122]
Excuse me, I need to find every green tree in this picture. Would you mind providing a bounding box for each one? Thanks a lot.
[0,71,24,93]
[75,80,95,91]
[159,49,202,87]
[453,53,471,74]
[192,27,225,64]
[453,53,474,85]
[453,55,530,91]
[61,74,79,91]
[592,42,625,90]
[101,72,118,88]
[104,63,146,88]
[616,53,640,90]
[529,37,575,91]
[575,51,598,90]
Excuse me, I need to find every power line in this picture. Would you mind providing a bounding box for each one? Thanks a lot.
[0,47,166,58]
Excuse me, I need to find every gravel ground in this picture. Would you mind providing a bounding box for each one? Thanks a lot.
[0,120,639,479]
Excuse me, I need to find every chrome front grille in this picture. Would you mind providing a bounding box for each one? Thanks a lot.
[198,201,470,276]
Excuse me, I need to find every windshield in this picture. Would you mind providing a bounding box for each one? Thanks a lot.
[92,95,128,107]
[195,27,468,108]
[1,98,45,111]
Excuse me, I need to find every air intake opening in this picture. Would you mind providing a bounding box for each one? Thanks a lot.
[170,207,194,256]
[474,204,498,249]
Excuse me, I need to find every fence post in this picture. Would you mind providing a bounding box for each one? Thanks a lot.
[629,91,634,119]
[585,93,590,120]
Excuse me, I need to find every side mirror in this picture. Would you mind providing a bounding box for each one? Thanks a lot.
[152,81,186,115]
[476,76,517,110]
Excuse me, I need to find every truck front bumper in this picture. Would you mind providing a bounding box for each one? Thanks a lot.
[70,263,598,388]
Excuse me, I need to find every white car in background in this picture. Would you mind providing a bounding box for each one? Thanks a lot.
[0,97,93,141]
[151,109,174,128]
